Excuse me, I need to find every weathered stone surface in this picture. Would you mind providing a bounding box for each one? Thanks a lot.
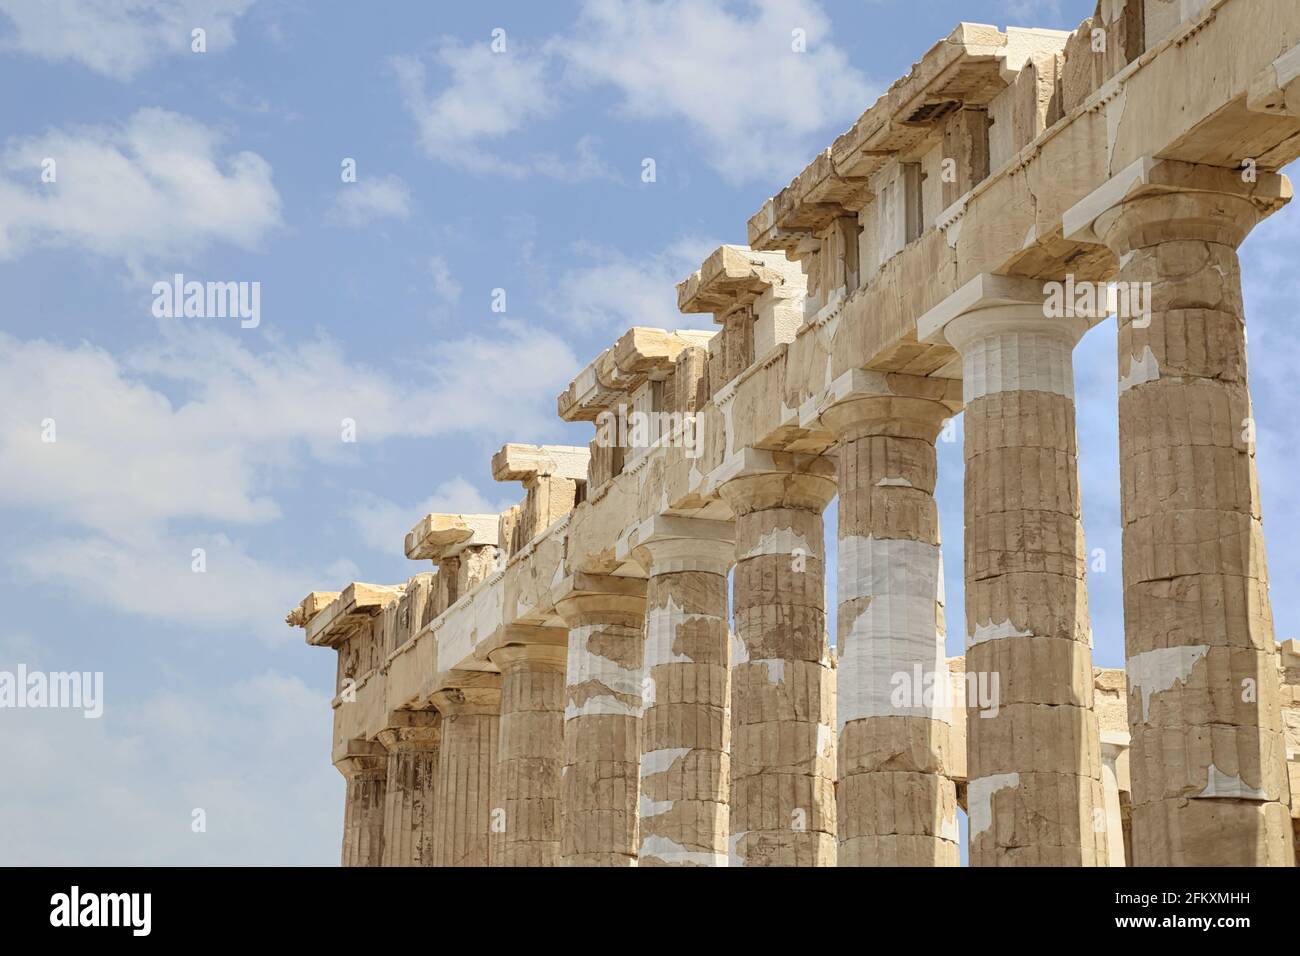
[488,634,567,867]
[553,576,648,866]
[377,711,441,867]
[631,520,735,866]
[430,679,501,866]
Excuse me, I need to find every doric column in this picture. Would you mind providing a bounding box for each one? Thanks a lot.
[377,710,441,867]
[821,374,960,866]
[718,450,837,867]
[624,516,734,866]
[430,675,501,866]
[488,629,568,867]
[1082,160,1295,865]
[336,739,387,867]
[921,274,1108,866]
[553,574,648,866]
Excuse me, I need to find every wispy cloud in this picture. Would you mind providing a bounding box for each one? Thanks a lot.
[534,134,617,182]
[392,38,555,176]
[348,477,511,557]
[0,108,281,273]
[546,235,721,332]
[558,0,875,183]
[0,0,257,81]
[429,254,462,305]
[0,320,579,636]
[328,174,411,227]
[0,664,341,864]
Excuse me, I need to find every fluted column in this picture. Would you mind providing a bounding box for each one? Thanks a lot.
[430,677,501,866]
[718,451,837,866]
[627,516,734,866]
[821,382,959,866]
[929,276,1108,866]
[1092,164,1294,865]
[336,739,387,867]
[377,711,441,867]
[488,631,567,867]
[554,575,648,866]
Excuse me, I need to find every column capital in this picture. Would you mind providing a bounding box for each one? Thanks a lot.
[814,367,960,437]
[821,393,953,443]
[1099,729,1131,766]
[716,449,836,516]
[918,272,1094,352]
[632,535,735,577]
[334,738,387,778]
[479,623,568,663]
[488,640,568,670]
[943,306,1091,355]
[551,572,647,627]
[615,514,735,576]
[375,709,441,752]
[1062,157,1290,252]
[430,672,502,716]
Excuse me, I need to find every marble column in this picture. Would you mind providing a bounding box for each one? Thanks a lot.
[822,382,960,866]
[718,451,838,866]
[1091,163,1294,865]
[554,575,648,866]
[489,631,567,867]
[336,739,387,867]
[377,710,441,867]
[926,276,1108,866]
[430,677,501,866]
[629,516,734,866]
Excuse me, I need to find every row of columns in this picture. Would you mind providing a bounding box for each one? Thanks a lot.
[336,171,1292,867]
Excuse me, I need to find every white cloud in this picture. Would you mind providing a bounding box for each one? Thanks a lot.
[392,4,870,183]
[0,0,256,81]
[0,108,281,270]
[348,477,511,556]
[429,254,462,305]
[558,0,875,183]
[17,530,320,639]
[392,39,555,176]
[0,321,578,635]
[0,665,340,864]
[534,134,617,182]
[329,174,411,227]
[0,324,578,538]
[547,235,720,332]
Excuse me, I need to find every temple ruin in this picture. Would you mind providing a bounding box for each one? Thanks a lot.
[288,0,1300,866]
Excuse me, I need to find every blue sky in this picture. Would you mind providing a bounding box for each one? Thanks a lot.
[0,0,1296,865]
